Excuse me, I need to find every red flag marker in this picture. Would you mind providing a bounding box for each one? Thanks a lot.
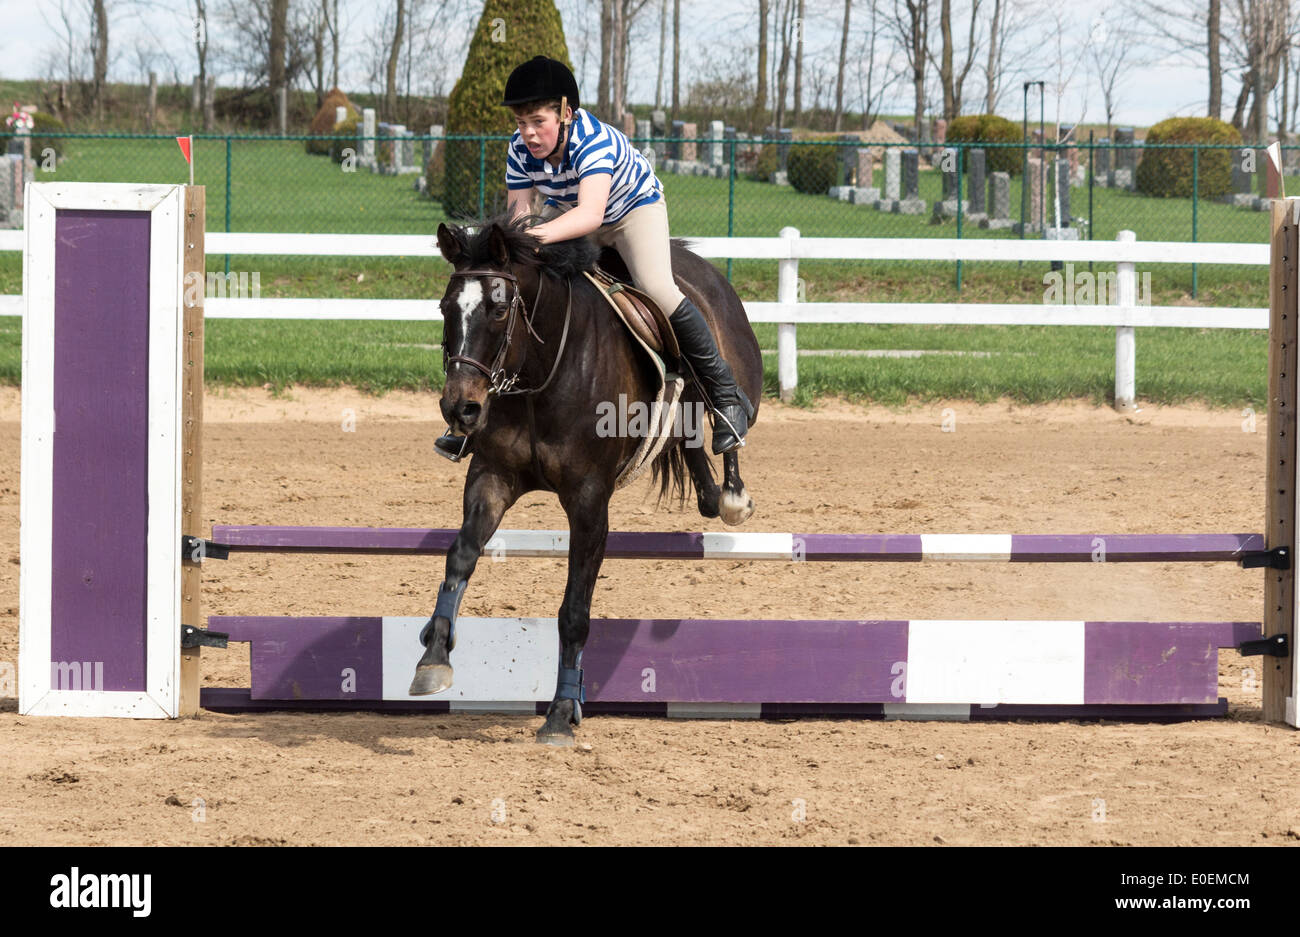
[176,135,194,185]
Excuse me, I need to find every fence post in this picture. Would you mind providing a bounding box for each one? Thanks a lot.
[1114,229,1137,411]
[777,226,800,403]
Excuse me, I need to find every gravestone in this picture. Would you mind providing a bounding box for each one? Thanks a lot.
[895,149,926,214]
[1053,157,1071,228]
[636,118,651,144]
[1224,150,1257,205]
[0,155,20,228]
[980,171,1014,230]
[335,106,347,127]
[681,122,698,162]
[876,148,902,210]
[778,128,793,172]
[856,148,874,189]
[967,148,988,224]
[424,124,443,173]
[1113,127,1136,188]
[710,120,726,166]
[839,134,858,184]
[1094,138,1111,187]
[932,147,966,220]
[671,119,684,160]
[361,108,377,167]
[933,118,947,145]
[1016,156,1044,234]
[622,112,635,138]
[651,110,667,135]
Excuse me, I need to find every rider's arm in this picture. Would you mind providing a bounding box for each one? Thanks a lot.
[507,187,534,222]
[530,172,611,244]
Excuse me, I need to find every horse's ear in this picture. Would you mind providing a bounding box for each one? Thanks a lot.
[437,223,464,266]
[487,224,511,268]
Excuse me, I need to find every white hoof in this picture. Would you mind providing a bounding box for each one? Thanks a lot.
[719,487,755,526]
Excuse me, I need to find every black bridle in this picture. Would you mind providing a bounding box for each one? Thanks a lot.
[444,265,572,397]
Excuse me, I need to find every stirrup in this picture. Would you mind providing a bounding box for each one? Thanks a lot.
[434,428,471,462]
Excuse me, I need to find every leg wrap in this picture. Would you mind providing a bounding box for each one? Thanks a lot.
[555,654,585,726]
[420,579,467,650]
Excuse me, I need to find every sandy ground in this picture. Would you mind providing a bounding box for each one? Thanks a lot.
[0,386,1297,846]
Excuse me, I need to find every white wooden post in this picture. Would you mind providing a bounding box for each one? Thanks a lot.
[777,226,800,402]
[1114,229,1137,411]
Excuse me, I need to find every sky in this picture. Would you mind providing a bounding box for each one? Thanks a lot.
[0,0,1224,129]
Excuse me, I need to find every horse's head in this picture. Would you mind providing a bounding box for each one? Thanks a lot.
[435,220,533,435]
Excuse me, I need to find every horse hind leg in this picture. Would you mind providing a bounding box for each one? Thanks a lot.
[718,448,754,526]
[682,438,721,519]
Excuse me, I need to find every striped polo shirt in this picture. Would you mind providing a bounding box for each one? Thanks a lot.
[505,108,662,224]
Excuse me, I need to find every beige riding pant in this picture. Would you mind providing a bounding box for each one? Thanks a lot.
[539,197,687,315]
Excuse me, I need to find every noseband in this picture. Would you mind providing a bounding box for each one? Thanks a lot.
[444,266,572,397]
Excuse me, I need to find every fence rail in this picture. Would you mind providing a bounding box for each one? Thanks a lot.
[0,226,1270,407]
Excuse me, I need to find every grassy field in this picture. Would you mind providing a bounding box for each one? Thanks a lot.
[0,134,1274,405]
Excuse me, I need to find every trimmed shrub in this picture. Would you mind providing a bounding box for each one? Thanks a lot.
[1135,117,1240,199]
[786,142,838,194]
[307,88,358,155]
[945,114,1024,176]
[443,0,571,219]
[424,139,446,201]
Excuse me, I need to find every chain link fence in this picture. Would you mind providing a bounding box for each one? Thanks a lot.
[1,130,1286,303]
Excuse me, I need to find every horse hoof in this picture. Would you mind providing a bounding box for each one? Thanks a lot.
[536,730,575,747]
[719,488,754,526]
[408,663,454,696]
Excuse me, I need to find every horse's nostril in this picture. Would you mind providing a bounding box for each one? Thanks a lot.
[459,401,482,425]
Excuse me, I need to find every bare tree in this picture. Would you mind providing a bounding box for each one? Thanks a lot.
[383,0,406,117]
[774,0,797,128]
[928,0,982,120]
[833,0,852,130]
[890,0,929,142]
[853,0,900,129]
[754,0,768,132]
[672,0,681,121]
[792,0,805,124]
[91,0,109,120]
[1089,8,1141,136]
[1209,0,1222,115]
[983,0,1000,111]
[656,0,667,109]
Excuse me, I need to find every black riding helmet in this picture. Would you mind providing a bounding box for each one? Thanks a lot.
[502,55,580,111]
[503,56,580,166]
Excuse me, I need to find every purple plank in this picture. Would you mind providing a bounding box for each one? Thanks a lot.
[215,616,384,700]
[50,209,152,692]
[1009,534,1265,563]
[210,526,1266,563]
[1084,621,1259,705]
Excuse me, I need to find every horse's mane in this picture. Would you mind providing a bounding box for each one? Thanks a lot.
[450,213,600,280]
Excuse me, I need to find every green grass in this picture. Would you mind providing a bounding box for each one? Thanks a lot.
[0,135,1276,405]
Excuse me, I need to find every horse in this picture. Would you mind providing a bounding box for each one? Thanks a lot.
[411,214,763,744]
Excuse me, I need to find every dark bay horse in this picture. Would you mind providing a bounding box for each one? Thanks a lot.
[411,215,763,744]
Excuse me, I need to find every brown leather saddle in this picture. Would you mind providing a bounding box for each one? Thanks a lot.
[585,247,680,360]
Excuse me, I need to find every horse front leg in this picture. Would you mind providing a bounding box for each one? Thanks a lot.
[537,483,610,745]
[409,463,518,695]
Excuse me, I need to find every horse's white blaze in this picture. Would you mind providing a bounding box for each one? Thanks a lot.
[453,280,484,359]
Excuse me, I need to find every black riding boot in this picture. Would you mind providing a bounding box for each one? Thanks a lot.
[669,297,754,454]
[434,428,472,462]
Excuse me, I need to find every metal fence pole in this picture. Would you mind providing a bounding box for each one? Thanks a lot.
[777,226,800,403]
[727,137,736,282]
[955,145,963,293]
[224,134,232,275]
[1192,145,1199,298]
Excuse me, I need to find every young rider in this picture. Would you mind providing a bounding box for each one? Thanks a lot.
[435,55,752,460]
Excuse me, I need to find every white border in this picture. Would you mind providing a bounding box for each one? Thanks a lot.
[19,182,184,718]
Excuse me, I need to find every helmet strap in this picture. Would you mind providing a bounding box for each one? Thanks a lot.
[545,95,570,167]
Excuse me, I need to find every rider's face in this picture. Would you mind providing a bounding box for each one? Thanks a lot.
[514,105,569,159]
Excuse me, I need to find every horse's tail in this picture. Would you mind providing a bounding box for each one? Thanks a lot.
[650,440,690,508]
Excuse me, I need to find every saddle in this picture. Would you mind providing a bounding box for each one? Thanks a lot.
[584,249,680,361]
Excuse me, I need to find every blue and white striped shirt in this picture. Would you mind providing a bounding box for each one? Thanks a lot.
[505,108,662,225]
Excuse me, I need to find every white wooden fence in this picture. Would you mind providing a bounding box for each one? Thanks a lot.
[0,227,1269,408]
